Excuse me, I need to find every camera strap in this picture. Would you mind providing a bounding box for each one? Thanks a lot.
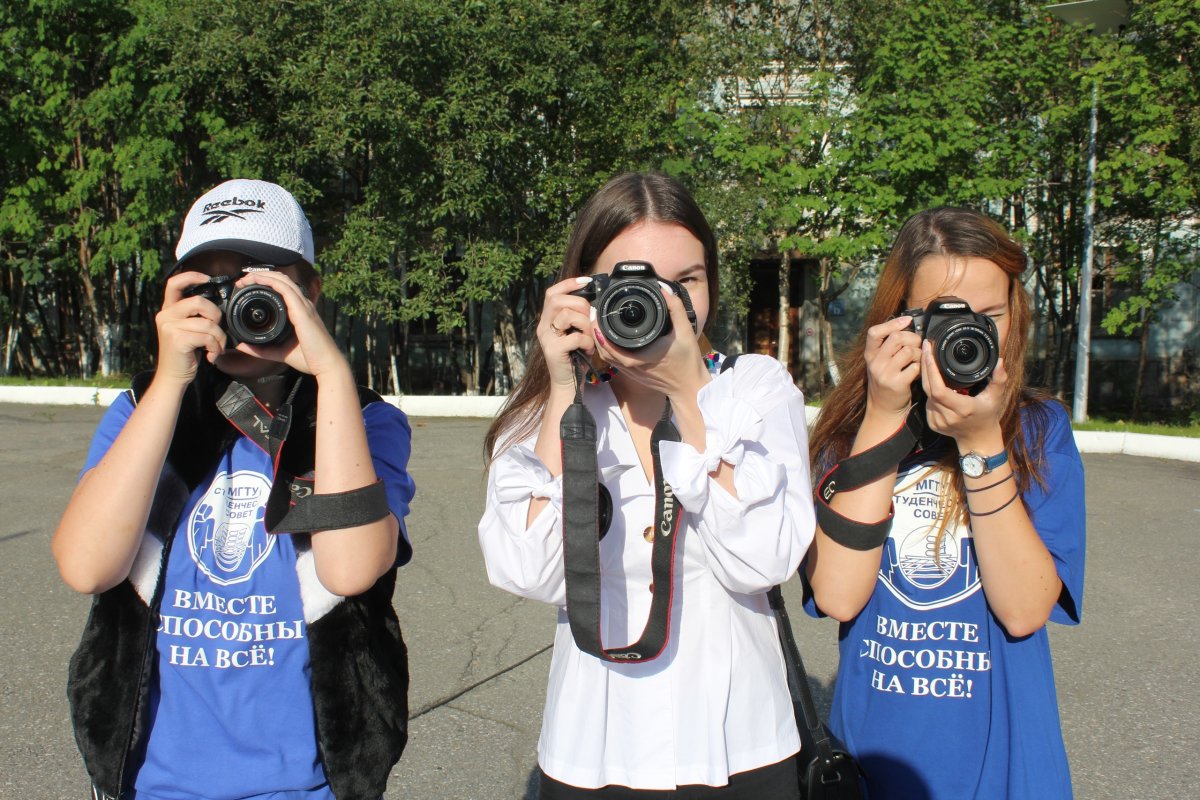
[216,378,390,535]
[560,352,682,663]
[814,405,925,550]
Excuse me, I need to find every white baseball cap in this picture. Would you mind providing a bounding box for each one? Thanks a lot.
[174,179,315,270]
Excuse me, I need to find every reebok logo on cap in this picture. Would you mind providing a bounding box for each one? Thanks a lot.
[200,197,269,225]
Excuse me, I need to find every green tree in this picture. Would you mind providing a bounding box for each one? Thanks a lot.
[0,0,183,377]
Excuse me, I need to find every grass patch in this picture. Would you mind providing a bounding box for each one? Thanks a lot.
[1072,417,1200,439]
[0,375,132,389]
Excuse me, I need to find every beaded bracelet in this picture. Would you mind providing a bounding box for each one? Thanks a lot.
[969,490,1020,517]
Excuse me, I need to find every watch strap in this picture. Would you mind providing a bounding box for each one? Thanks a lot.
[961,448,1008,475]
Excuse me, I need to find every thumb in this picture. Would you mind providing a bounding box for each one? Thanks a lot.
[981,357,1010,398]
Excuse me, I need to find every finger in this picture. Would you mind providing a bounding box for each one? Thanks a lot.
[660,283,699,338]
[545,275,596,298]
[236,271,315,320]
[991,357,1009,387]
[885,342,923,376]
[551,307,592,337]
[865,317,913,357]
[166,328,226,362]
[167,317,228,350]
[164,271,215,306]
[922,342,975,409]
[974,357,1009,403]
[920,340,938,397]
[177,296,225,324]
[156,298,223,330]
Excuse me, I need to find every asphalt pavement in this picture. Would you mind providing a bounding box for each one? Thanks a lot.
[1,403,1196,799]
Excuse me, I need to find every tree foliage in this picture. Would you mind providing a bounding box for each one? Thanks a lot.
[1,0,1196,414]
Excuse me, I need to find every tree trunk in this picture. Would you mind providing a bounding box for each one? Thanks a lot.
[776,247,792,368]
[3,269,22,376]
[1132,309,1149,420]
[495,295,524,389]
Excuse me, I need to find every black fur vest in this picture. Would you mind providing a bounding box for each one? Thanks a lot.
[66,368,409,800]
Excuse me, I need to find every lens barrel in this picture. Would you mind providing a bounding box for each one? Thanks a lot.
[596,281,670,350]
[227,285,292,346]
[927,319,998,390]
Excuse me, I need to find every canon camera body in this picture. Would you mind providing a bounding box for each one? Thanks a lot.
[183,267,293,347]
[570,261,697,350]
[901,296,999,392]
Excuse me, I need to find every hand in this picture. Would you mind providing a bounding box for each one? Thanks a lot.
[593,282,708,402]
[538,276,597,391]
[863,315,923,417]
[921,341,1008,451]
[231,270,347,378]
[153,272,229,388]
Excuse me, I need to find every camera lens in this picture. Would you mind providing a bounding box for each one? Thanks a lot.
[951,338,981,369]
[597,286,672,352]
[597,283,668,349]
[227,286,292,346]
[931,323,997,389]
[618,300,646,327]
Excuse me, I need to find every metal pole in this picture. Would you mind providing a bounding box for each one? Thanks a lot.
[1073,77,1099,423]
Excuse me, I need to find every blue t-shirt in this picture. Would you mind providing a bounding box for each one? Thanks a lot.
[81,391,415,800]
[805,400,1085,800]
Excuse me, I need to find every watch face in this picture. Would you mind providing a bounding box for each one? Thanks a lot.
[961,454,985,477]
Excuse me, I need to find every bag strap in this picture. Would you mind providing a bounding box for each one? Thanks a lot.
[768,586,837,764]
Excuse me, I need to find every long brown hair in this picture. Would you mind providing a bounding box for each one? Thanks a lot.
[484,171,719,460]
[810,207,1055,530]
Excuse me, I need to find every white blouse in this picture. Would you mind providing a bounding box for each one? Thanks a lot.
[477,354,815,790]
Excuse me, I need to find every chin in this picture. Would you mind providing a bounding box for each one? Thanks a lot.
[213,351,282,380]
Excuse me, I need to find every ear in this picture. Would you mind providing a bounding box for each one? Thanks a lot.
[307,274,323,302]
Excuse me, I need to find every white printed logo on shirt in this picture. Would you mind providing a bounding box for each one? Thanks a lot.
[188,470,276,586]
[879,468,981,611]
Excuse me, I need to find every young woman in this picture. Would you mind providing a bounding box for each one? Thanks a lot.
[478,172,815,798]
[804,207,1086,799]
[53,180,414,799]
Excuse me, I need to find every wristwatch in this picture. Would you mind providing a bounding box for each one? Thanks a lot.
[959,449,1008,478]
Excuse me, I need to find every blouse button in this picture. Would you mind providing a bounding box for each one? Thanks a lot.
[643,526,654,544]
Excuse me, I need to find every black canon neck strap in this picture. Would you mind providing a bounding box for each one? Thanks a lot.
[560,352,683,663]
[215,378,389,535]
[814,405,925,550]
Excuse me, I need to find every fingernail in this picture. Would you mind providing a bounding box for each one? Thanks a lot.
[589,306,597,322]
[576,276,593,285]
[658,280,676,295]
[594,327,607,346]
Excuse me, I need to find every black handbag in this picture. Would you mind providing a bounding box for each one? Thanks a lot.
[769,586,868,800]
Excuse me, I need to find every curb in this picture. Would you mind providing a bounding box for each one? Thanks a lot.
[2,386,1197,463]
[0,386,508,419]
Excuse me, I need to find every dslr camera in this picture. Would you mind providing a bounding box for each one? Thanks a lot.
[570,261,697,350]
[901,296,999,392]
[183,267,293,347]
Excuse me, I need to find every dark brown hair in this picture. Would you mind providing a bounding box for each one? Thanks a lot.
[809,207,1055,531]
[484,172,719,460]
